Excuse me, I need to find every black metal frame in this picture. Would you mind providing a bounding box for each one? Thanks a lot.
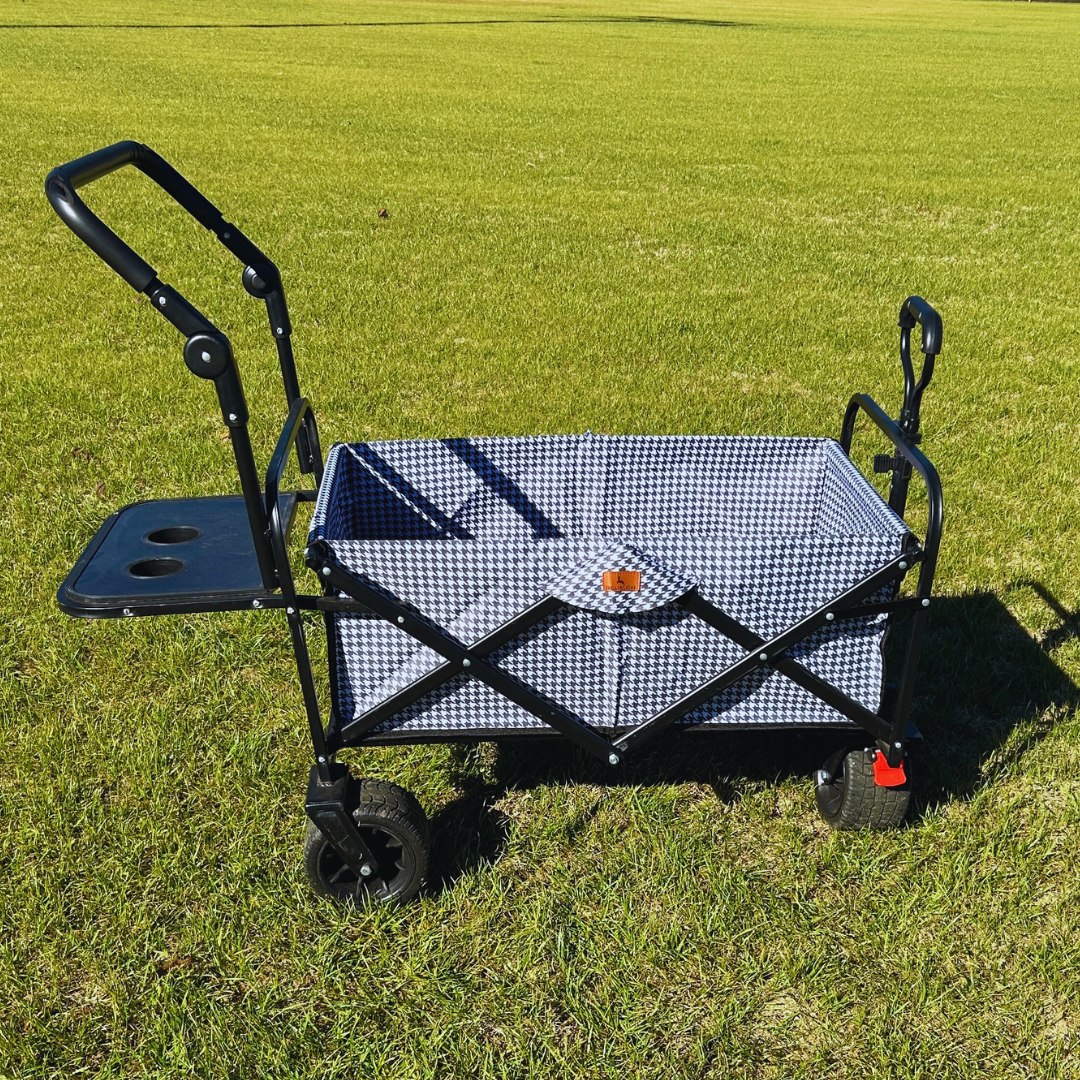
[47,141,318,592]
[47,143,943,872]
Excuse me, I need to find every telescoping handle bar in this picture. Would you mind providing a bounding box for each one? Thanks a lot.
[44,142,302,408]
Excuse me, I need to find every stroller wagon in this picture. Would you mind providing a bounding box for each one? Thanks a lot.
[48,143,943,906]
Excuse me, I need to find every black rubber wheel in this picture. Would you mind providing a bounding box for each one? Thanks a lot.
[814,748,911,831]
[303,778,430,906]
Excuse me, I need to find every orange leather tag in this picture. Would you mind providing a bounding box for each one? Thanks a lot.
[603,570,641,592]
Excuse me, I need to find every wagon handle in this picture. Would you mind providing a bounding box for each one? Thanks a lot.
[897,295,941,439]
[46,141,281,591]
[840,392,942,764]
[44,141,312,472]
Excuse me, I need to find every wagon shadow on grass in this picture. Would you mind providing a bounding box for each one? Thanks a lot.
[427,585,1079,888]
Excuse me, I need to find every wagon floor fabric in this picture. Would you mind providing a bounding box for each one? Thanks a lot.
[309,435,908,736]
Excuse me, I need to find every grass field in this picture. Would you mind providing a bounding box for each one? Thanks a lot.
[3,0,1080,1075]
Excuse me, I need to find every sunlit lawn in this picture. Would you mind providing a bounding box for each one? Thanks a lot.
[2,0,1080,1075]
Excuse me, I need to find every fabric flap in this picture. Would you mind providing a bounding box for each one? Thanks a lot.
[546,542,697,613]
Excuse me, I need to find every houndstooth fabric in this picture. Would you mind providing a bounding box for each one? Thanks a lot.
[547,542,697,614]
[310,435,909,735]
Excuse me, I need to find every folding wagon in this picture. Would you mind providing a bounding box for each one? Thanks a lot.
[47,143,943,906]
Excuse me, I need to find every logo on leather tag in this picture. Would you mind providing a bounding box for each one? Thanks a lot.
[602,570,641,592]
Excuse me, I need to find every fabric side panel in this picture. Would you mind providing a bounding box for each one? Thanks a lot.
[597,435,826,537]
[370,608,614,734]
[816,440,909,538]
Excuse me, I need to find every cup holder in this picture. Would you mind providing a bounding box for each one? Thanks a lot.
[146,526,202,545]
[128,558,185,579]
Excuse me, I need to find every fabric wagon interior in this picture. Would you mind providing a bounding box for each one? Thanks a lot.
[309,434,910,737]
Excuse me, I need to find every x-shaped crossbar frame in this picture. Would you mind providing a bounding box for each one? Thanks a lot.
[306,539,923,765]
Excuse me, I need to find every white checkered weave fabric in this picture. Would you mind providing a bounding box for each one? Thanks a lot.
[310,435,909,736]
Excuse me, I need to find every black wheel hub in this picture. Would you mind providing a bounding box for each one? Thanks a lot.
[814,748,847,819]
[317,824,411,902]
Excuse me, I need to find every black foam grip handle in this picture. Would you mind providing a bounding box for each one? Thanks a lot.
[45,141,231,292]
[899,296,942,356]
[46,143,157,290]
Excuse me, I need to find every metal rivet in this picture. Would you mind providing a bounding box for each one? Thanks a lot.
[317,756,326,764]
[286,607,295,615]
[894,742,902,749]
[223,232,231,239]
[397,616,404,624]
[899,561,908,570]
[825,612,835,622]
[608,753,620,766]
[252,599,261,609]
[228,413,238,423]
[276,327,284,335]
[759,652,768,662]
[122,608,134,617]
[462,658,471,668]
[158,296,166,306]
[359,864,373,877]
[922,598,930,608]
[321,567,331,577]
[200,350,212,363]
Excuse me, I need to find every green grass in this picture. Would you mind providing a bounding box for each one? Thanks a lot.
[2,0,1080,1075]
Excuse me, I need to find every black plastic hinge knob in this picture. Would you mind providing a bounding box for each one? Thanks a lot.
[183,332,233,380]
[243,262,279,298]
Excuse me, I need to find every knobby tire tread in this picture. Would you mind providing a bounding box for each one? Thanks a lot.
[819,749,910,831]
[304,777,430,906]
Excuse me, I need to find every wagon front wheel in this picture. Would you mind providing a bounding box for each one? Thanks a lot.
[814,748,911,830]
[304,778,430,906]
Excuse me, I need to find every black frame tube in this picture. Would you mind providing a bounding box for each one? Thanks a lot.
[840,395,941,603]
[840,304,943,763]
[264,397,329,778]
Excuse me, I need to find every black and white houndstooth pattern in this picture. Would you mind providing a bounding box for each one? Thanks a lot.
[547,541,697,614]
[310,435,909,735]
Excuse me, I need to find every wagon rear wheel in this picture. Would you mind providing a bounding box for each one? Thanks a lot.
[304,778,430,906]
[814,748,911,831]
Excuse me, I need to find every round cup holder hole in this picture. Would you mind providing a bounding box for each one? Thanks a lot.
[146,526,201,545]
[128,558,185,579]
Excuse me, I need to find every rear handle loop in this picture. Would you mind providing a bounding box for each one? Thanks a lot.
[897,295,942,437]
